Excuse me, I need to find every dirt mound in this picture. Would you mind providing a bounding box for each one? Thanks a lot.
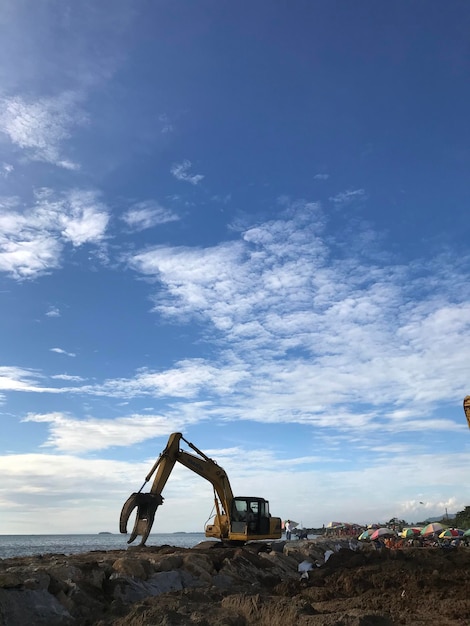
[96,547,470,626]
[1,542,469,625]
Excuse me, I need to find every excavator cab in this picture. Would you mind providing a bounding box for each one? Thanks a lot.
[204,496,281,542]
[229,497,271,535]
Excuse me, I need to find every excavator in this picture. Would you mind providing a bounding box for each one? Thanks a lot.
[120,432,282,546]
[464,396,470,429]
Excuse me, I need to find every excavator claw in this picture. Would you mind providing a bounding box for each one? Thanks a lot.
[119,492,164,545]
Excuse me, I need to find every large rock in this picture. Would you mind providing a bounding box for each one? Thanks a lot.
[0,588,74,625]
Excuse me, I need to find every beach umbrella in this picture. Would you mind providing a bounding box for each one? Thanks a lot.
[439,529,464,539]
[358,529,373,541]
[283,520,299,529]
[420,523,444,537]
[326,521,343,528]
[370,527,395,540]
[463,529,470,537]
[400,527,422,539]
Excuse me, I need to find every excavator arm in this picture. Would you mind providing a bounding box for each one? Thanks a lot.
[464,396,470,429]
[120,433,234,545]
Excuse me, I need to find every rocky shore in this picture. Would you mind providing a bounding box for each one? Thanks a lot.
[0,537,469,625]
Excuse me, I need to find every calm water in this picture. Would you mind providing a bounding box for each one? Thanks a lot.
[0,533,211,559]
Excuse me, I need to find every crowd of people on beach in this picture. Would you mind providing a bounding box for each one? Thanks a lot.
[282,518,470,551]
[323,521,469,551]
[371,533,466,550]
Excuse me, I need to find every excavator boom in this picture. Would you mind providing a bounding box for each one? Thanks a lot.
[464,396,470,429]
[120,432,282,545]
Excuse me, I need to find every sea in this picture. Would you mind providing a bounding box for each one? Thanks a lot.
[0,533,211,560]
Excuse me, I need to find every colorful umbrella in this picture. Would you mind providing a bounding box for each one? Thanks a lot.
[439,529,464,539]
[370,527,395,540]
[358,529,373,541]
[283,520,299,529]
[400,527,422,538]
[420,522,444,536]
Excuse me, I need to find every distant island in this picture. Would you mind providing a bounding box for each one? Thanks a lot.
[98,532,113,535]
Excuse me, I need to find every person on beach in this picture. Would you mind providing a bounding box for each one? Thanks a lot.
[285,520,292,540]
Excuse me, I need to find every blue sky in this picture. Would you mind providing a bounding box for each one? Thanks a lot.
[1,0,470,536]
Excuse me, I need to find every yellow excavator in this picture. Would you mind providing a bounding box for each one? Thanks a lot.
[120,432,282,546]
[464,396,470,429]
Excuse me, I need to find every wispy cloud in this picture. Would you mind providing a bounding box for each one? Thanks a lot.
[0,188,109,279]
[77,359,248,400]
[46,306,61,318]
[170,160,204,185]
[23,412,187,453]
[121,200,179,231]
[50,348,76,357]
[58,189,110,246]
[329,189,366,205]
[1,163,14,178]
[158,113,174,134]
[123,202,470,431]
[50,374,85,382]
[0,366,57,393]
[0,91,87,169]
[3,203,470,469]
[314,173,329,180]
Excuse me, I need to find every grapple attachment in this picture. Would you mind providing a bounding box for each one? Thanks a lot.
[119,492,164,545]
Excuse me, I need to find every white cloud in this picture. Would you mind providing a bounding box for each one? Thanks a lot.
[50,348,76,357]
[0,366,58,393]
[0,91,87,169]
[46,306,61,317]
[2,202,469,448]
[58,190,110,246]
[0,188,109,279]
[77,359,248,400]
[0,447,469,533]
[123,202,470,431]
[329,189,366,205]
[314,173,329,180]
[0,233,62,279]
[23,412,187,453]
[121,200,179,231]
[51,374,85,382]
[158,113,174,133]
[1,162,14,177]
[170,160,204,185]
[0,453,148,534]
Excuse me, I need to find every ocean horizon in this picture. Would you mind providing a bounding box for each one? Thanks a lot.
[0,532,212,559]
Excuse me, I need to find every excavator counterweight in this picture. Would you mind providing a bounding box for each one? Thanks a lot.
[120,432,282,546]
